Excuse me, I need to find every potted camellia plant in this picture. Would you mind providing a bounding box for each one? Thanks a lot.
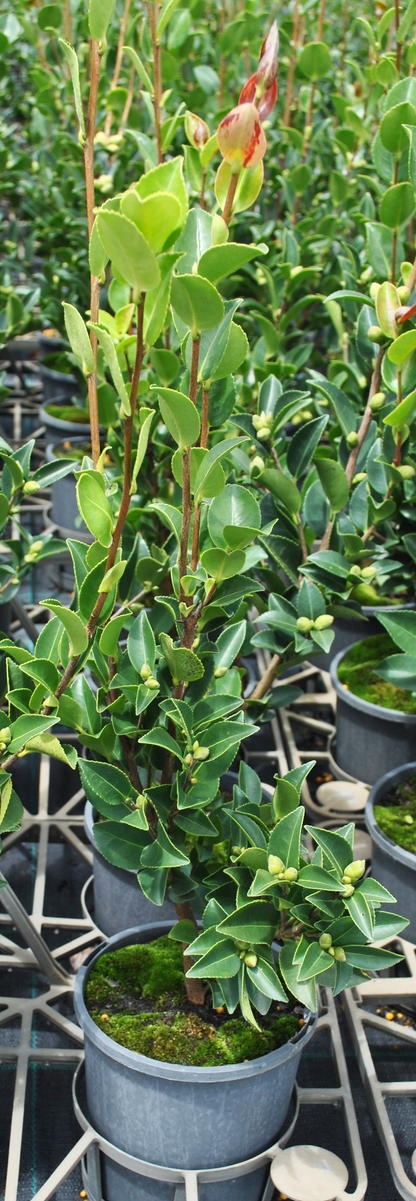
[366,759,416,944]
[0,14,409,1198]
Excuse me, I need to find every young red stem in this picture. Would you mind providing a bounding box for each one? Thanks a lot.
[222,173,239,226]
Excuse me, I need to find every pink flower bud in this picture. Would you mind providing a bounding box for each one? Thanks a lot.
[184,110,210,150]
[256,21,279,95]
[217,102,267,172]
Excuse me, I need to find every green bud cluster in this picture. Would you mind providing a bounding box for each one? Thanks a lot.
[344,859,366,880]
[296,614,334,634]
[267,855,298,882]
[252,411,273,440]
[397,464,416,479]
[0,727,11,751]
[370,391,386,412]
[346,430,359,448]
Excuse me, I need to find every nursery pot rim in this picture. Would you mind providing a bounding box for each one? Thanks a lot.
[74,921,316,1083]
[330,644,416,724]
[365,760,416,869]
[40,400,90,433]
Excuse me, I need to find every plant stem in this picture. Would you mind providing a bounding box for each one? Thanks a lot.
[178,338,200,597]
[395,0,401,72]
[191,385,210,571]
[86,299,145,637]
[146,0,164,163]
[104,0,132,137]
[118,64,136,135]
[222,173,239,225]
[83,40,101,468]
[248,653,281,701]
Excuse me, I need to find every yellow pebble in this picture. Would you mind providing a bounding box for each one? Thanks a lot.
[385,1011,394,1021]
[100,1013,109,1020]
[80,1192,87,1198]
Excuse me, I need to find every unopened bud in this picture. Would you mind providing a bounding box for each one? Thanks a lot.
[361,564,376,579]
[344,859,366,880]
[342,883,355,897]
[0,727,11,745]
[140,664,152,680]
[370,392,386,412]
[190,776,198,785]
[333,946,347,962]
[192,741,199,752]
[352,472,367,484]
[319,933,333,949]
[297,617,314,633]
[193,746,210,760]
[283,867,298,882]
[244,952,258,968]
[217,102,267,173]
[31,540,43,553]
[349,564,362,576]
[144,676,159,689]
[397,464,415,479]
[184,110,210,150]
[346,430,358,448]
[184,753,193,765]
[370,282,380,301]
[268,854,285,875]
[368,325,385,343]
[397,285,410,304]
[214,666,227,678]
[314,614,334,630]
[257,427,271,440]
[256,21,278,94]
[23,480,40,494]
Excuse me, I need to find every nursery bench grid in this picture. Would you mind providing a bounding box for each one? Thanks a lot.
[0,638,414,1198]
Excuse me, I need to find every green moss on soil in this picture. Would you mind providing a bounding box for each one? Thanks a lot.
[85,935,301,1066]
[337,634,416,713]
[89,1009,300,1066]
[374,774,416,855]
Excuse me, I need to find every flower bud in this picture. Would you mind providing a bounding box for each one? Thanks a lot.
[144,676,159,689]
[346,431,358,448]
[314,614,334,630]
[397,285,410,304]
[184,110,210,150]
[268,854,285,875]
[193,746,210,760]
[361,564,376,579]
[23,480,40,494]
[333,946,347,962]
[344,859,366,880]
[0,727,11,745]
[367,325,385,343]
[342,883,355,897]
[256,21,279,94]
[217,102,267,173]
[352,472,367,485]
[184,753,193,766]
[190,776,198,785]
[244,952,258,968]
[370,282,380,301]
[370,392,386,412]
[31,540,43,553]
[283,867,298,882]
[24,553,37,563]
[319,933,332,949]
[256,426,271,440]
[239,73,277,120]
[140,664,152,680]
[349,564,362,576]
[397,464,416,479]
[252,414,262,429]
[297,616,314,632]
[251,455,264,474]
[192,741,199,752]
[214,666,227,678]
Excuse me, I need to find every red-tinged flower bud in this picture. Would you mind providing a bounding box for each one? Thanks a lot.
[184,110,210,150]
[217,102,267,173]
[256,21,279,96]
[397,300,416,324]
[239,75,277,119]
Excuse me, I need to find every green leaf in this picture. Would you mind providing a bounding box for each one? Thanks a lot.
[198,243,267,286]
[168,919,197,942]
[208,484,261,549]
[99,560,126,593]
[315,460,349,512]
[157,0,182,37]
[259,469,301,515]
[380,102,416,154]
[140,726,182,757]
[123,46,153,93]
[211,321,248,382]
[297,865,344,892]
[298,580,325,621]
[140,822,189,868]
[93,820,147,870]
[287,417,328,479]
[88,0,116,39]
[76,472,114,547]
[128,610,156,673]
[186,938,241,978]
[159,633,204,682]
[375,652,416,690]
[377,610,416,654]
[89,322,131,415]
[63,303,94,375]
[216,901,278,943]
[200,547,246,581]
[246,957,288,1001]
[59,40,85,137]
[383,387,416,429]
[298,41,331,79]
[305,827,352,874]
[388,330,416,364]
[268,807,304,870]
[289,164,312,194]
[343,944,403,970]
[136,156,187,225]
[279,940,317,1010]
[7,714,59,756]
[344,892,374,939]
[153,387,200,450]
[24,733,77,768]
[170,274,224,336]
[380,182,415,229]
[193,436,246,502]
[39,601,88,655]
[213,622,247,672]
[308,370,356,436]
[144,252,182,347]
[121,190,181,255]
[96,212,160,301]
[297,942,334,981]
[272,779,300,820]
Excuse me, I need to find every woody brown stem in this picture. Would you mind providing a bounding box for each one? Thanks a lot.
[104,0,132,137]
[247,654,281,702]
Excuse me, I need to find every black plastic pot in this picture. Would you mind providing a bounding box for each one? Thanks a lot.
[365,762,416,942]
[38,329,64,359]
[84,771,272,937]
[0,334,38,362]
[40,400,91,447]
[39,359,78,402]
[74,922,316,1201]
[313,602,415,672]
[330,646,416,785]
[45,439,92,542]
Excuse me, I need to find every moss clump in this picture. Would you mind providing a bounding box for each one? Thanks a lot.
[46,404,88,423]
[90,1009,300,1067]
[375,773,416,855]
[86,937,185,1010]
[337,634,416,713]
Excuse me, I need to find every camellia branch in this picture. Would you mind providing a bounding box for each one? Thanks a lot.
[84,40,102,468]
[104,0,132,137]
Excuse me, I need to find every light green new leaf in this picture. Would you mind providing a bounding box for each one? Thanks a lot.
[128,609,156,673]
[59,40,85,137]
[99,560,126,593]
[131,408,154,490]
[63,303,94,375]
[388,330,416,364]
[90,322,130,415]
[198,242,267,286]
[170,274,224,336]
[383,388,416,429]
[159,633,204,682]
[97,212,160,301]
[315,460,349,513]
[24,733,77,768]
[376,281,400,339]
[136,157,188,225]
[379,182,415,230]
[200,547,246,581]
[88,0,116,40]
[121,190,181,255]
[76,473,114,546]
[123,45,153,93]
[39,601,88,655]
[193,436,246,501]
[298,41,331,79]
[153,387,200,450]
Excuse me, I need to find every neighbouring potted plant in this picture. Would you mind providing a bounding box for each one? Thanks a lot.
[39,349,83,404]
[331,610,416,784]
[366,761,416,943]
